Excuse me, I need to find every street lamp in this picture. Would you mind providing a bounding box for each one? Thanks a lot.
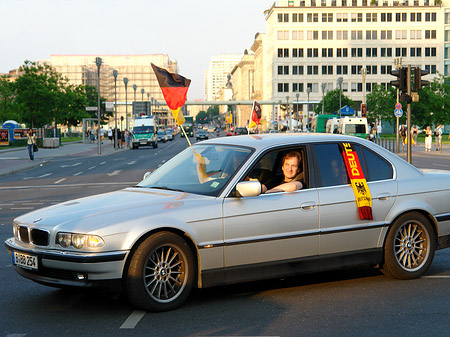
[141,88,145,102]
[337,77,343,118]
[133,84,137,118]
[321,83,326,115]
[150,97,154,116]
[113,70,118,149]
[307,87,311,131]
[360,67,367,118]
[286,96,291,131]
[296,93,299,132]
[147,93,150,116]
[95,57,102,155]
[123,77,129,131]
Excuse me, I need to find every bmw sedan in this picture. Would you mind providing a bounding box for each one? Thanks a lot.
[5,134,450,312]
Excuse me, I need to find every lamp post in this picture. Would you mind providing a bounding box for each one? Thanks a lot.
[296,93,299,132]
[133,84,137,119]
[95,57,102,155]
[337,77,343,118]
[150,97,154,116]
[286,96,291,131]
[147,93,150,116]
[321,83,326,115]
[113,70,118,149]
[360,67,367,118]
[123,77,129,131]
[307,87,311,131]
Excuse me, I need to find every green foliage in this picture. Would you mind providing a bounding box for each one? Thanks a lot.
[366,84,397,124]
[0,75,18,122]
[314,89,355,115]
[196,105,220,124]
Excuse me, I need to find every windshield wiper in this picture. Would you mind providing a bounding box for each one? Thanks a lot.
[149,186,185,192]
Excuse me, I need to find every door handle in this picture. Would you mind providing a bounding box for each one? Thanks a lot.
[301,202,316,211]
[377,193,391,201]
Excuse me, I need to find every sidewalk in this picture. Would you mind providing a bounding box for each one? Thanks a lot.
[0,141,128,177]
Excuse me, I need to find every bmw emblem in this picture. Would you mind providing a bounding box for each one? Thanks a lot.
[33,218,42,223]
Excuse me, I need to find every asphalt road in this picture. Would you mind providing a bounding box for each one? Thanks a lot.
[1,135,449,337]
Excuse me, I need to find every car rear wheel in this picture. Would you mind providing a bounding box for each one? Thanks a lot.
[382,212,436,280]
[125,232,194,312]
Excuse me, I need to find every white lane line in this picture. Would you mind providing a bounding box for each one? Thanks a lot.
[21,202,44,205]
[0,182,137,190]
[60,162,82,168]
[127,160,136,165]
[88,166,96,170]
[11,207,34,210]
[0,204,14,206]
[39,173,53,178]
[120,310,146,329]
[100,161,106,165]
[54,178,66,184]
[73,172,83,176]
[422,275,450,278]
[107,170,122,176]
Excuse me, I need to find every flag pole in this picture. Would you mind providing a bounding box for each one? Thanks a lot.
[180,124,194,151]
[248,100,255,135]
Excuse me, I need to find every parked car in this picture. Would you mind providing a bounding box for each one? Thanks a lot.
[156,129,167,143]
[196,129,208,141]
[5,134,450,312]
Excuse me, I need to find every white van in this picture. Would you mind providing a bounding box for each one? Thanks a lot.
[326,118,340,134]
[338,117,368,139]
[131,116,158,149]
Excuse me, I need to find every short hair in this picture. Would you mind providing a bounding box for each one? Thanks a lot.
[282,151,301,165]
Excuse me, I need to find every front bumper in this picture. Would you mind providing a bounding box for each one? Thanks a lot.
[5,238,128,289]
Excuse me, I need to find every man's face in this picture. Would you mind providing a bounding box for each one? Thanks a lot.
[282,156,300,181]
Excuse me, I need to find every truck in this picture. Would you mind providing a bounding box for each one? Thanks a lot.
[181,116,194,137]
[337,117,369,139]
[131,116,158,149]
[310,114,339,133]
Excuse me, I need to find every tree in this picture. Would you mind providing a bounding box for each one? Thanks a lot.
[0,75,18,123]
[366,84,397,125]
[314,89,355,115]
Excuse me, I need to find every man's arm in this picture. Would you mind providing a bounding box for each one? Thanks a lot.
[265,181,303,193]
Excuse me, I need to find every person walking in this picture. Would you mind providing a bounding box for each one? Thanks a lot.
[376,123,382,140]
[108,128,113,144]
[434,124,443,151]
[412,125,418,146]
[424,126,433,152]
[399,125,407,152]
[26,128,37,161]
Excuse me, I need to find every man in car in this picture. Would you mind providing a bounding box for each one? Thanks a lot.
[262,151,304,193]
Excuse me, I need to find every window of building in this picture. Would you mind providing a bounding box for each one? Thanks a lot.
[425,47,437,57]
[381,13,392,22]
[425,64,437,74]
[425,12,437,22]
[395,30,407,40]
[322,65,333,75]
[351,30,363,40]
[278,83,289,92]
[410,30,421,40]
[425,30,437,39]
[277,30,289,40]
[278,48,290,58]
[366,30,377,40]
[337,13,348,22]
[395,48,407,57]
[396,12,407,22]
[366,13,377,22]
[307,30,319,40]
[381,30,392,40]
[351,13,363,22]
[322,13,333,22]
[337,48,348,57]
[278,13,289,22]
[278,65,290,75]
[293,48,304,57]
[292,31,304,40]
[336,30,348,40]
[322,31,333,40]
[292,83,304,92]
[307,13,319,22]
[292,13,304,22]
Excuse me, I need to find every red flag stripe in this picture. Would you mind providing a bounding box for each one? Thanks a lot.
[160,87,190,111]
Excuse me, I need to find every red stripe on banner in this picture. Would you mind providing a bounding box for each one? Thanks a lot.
[160,87,190,111]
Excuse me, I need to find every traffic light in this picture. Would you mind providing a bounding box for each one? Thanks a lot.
[413,67,429,91]
[390,68,408,92]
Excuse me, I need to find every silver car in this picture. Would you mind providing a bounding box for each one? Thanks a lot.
[5,134,450,312]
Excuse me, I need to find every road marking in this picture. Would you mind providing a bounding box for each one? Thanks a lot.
[60,162,81,168]
[127,160,136,165]
[73,172,82,176]
[0,182,137,190]
[120,310,146,329]
[23,173,53,180]
[107,170,122,176]
[100,161,106,165]
[54,178,66,184]
[11,207,34,210]
[422,275,450,279]
[0,203,14,206]
[88,166,96,170]
[22,202,44,205]
[0,157,21,159]
[432,164,448,167]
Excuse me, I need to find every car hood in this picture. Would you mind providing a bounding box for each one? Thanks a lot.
[15,187,216,233]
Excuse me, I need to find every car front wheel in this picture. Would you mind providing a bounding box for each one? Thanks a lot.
[125,232,195,312]
[382,212,436,280]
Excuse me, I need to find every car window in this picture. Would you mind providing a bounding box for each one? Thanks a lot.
[313,143,350,187]
[356,145,393,181]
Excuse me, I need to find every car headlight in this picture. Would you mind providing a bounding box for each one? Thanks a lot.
[56,232,105,249]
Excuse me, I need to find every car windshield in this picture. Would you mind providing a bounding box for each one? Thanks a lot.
[133,126,154,134]
[157,130,164,135]
[198,130,207,135]
[137,144,253,196]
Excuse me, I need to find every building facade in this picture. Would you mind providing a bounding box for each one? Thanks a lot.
[205,54,243,101]
[236,0,446,127]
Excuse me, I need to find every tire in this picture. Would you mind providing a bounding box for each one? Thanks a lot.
[382,212,436,280]
[125,232,195,312]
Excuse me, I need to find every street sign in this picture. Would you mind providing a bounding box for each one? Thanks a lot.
[85,107,98,111]
[394,108,403,118]
[395,103,402,110]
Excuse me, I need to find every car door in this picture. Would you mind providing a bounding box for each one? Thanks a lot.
[313,142,397,256]
[222,146,319,267]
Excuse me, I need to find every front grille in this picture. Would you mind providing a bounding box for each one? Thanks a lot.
[30,228,49,246]
[18,226,30,243]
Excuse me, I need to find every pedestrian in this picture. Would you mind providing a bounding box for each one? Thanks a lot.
[399,125,407,151]
[412,125,418,146]
[434,124,443,151]
[89,126,95,143]
[121,129,126,148]
[424,126,433,152]
[125,129,131,149]
[108,128,113,144]
[376,123,382,140]
[100,127,105,144]
[26,128,37,161]
[117,129,122,148]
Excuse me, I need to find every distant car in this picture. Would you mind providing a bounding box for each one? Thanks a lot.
[156,130,167,143]
[207,126,215,133]
[234,127,248,135]
[196,129,208,141]
[269,130,280,133]
[5,134,450,312]
[226,131,232,136]
[165,129,174,141]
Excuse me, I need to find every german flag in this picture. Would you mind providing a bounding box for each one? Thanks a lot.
[151,63,191,126]
[249,101,262,128]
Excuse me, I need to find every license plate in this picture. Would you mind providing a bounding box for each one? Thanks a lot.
[13,251,38,270]
[140,141,147,145]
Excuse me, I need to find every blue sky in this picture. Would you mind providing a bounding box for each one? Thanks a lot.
[0,0,269,99]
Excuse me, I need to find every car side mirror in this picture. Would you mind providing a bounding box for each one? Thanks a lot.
[143,171,152,180]
[236,181,262,197]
